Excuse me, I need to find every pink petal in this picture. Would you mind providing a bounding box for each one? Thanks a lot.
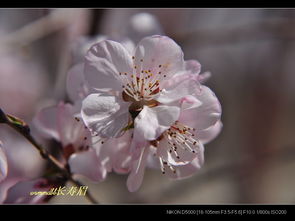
[4,178,50,204]
[0,178,21,204]
[126,146,150,192]
[179,95,202,110]
[184,60,211,83]
[165,154,204,180]
[33,105,60,141]
[198,120,223,145]
[66,63,89,102]
[133,35,184,79]
[68,150,106,182]
[198,71,211,84]
[71,35,107,63]
[84,40,133,92]
[157,138,201,165]
[185,60,201,75]
[56,102,90,148]
[0,144,8,183]
[81,94,130,138]
[162,144,204,179]
[156,73,201,104]
[179,86,222,131]
[134,105,180,141]
[146,147,160,169]
[94,130,133,174]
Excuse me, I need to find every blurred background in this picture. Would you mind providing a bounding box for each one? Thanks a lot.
[0,8,295,204]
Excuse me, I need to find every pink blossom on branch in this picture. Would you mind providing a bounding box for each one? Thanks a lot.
[33,102,106,183]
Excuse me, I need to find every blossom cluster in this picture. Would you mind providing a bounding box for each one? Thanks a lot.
[33,35,222,192]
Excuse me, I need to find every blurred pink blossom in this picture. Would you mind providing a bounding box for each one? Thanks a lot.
[0,129,45,203]
[33,102,106,182]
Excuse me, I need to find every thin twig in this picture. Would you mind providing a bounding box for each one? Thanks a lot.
[0,108,99,204]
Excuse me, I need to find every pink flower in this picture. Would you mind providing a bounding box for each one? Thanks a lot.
[33,102,106,182]
[0,130,44,203]
[80,35,201,141]
[4,178,53,204]
[126,85,222,192]
[93,130,133,175]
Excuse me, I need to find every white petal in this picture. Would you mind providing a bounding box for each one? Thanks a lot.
[56,102,90,148]
[185,60,201,75]
[66,63,90,102]
[84,40,133,92]
[133,35,184,79]
[134,105,180,141]
[157,137,200,165]
[126,146,150,192]
[179,86,222,131]
[179,95,202,110]
[69,150,106,182]
[198,120,223,145]
[120,38,136,55]
[166,152,204,180]
[156,73,200,104]
[94,130,132,174]
[81,94,130,138]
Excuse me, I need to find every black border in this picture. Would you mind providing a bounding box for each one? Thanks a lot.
[1,204,295,219]
[1,1,295,8]
[1,3,295,220]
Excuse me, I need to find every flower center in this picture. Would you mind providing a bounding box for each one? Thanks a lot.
[150,121,200,175]
[119,56,168,108]
[164,121,198,154]
[150,121,199,155]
